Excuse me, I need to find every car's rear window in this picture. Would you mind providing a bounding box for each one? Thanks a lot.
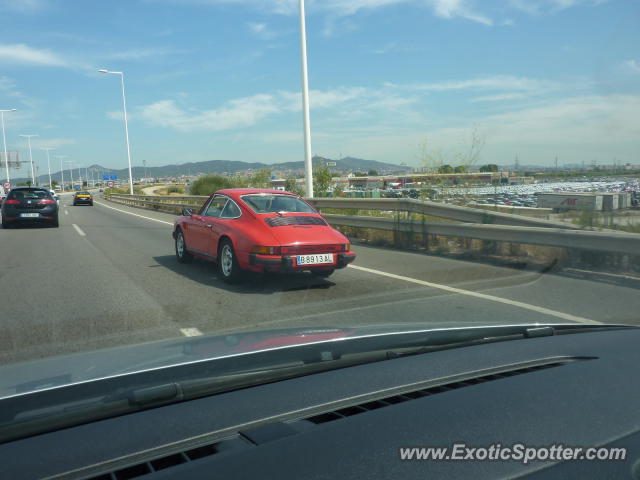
[7,190,51,200]
[241,194,316,214]
[77,192,91,195]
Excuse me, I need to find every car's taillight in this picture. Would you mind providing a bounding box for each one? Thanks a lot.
[38,199,56,205]
[250,246,281,255]
[4,199,20,204]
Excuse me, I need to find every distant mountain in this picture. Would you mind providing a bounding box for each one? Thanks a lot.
[21,156,411,184]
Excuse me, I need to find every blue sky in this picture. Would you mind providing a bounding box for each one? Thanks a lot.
[0,0,639,177]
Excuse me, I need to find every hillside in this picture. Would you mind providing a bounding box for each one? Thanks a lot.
[23,156,412,184]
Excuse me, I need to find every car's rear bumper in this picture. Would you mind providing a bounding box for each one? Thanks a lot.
[248,251,356,271]
[74,198,92,204]
[2,207,58,222]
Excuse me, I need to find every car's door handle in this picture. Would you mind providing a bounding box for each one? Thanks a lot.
[206,224,213,228]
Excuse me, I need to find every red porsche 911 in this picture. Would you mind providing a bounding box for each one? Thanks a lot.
[172,189,356,283]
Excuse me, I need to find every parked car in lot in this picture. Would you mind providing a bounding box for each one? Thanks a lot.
[73,191,93,206]
[1,187,59,228]
[173,189,356,283]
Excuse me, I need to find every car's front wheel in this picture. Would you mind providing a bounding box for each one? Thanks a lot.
[175,229,193,263]
[218,239,243,284]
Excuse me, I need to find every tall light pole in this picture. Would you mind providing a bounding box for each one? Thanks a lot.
[65,160,74,190]
[298,0,314,198]
[54,155,67,191]
[42,147,54,189]
[77,164,82,186]
[99,69,134,195]
[19,134,38,186]
[1,108,17,185]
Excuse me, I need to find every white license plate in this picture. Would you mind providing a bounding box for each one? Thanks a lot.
[296,254,334,266]
[20,213,40,218]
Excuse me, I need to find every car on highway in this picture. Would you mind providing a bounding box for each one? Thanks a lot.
[1,187,59,228]
[173,188,356,283]
[72,191,93,206]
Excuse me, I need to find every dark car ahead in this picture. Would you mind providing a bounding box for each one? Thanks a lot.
[73,191,93,206]
[1,187,59,228]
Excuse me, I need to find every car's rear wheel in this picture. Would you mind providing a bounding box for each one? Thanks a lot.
[175,229,193,263]
[218,239,243,283]
[1,220,11,229]
[51,217,59,228]
[311,269,334,278]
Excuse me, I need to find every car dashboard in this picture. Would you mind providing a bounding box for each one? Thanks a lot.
[1,329,640,480]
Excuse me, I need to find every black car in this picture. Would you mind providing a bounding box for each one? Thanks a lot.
[1,187,59,228]
[73,191,93,206]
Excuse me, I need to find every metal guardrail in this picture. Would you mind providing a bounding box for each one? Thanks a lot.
[324,215,640,255]
[104,193,640,254]
[307,197,579,229]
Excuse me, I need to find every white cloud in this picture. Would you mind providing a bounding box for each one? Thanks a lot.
[105,48,181,61]
[427,0,492,26]
[371,42,398,54]
[139,94,281,132]
[0,43,68,67]
[0,0,47,14]
[398,75,561,94]
[247,22,279,39]
[624,59,640,74]
[181,0,604,27]
[32,138,76,150]
[470,93,528,102]
[509,0,606,15]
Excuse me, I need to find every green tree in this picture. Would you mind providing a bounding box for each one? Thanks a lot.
[453,166,466,173]
[354,171,367,177]
[247,169,272,188]
[313,160,333,196]
[284,177,304,196]
[190,175,243,195]
[437,164,454,174]
[479,164,499,172]
[367,169,378,176]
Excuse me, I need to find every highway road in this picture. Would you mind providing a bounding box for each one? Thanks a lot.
[1,194,639,365]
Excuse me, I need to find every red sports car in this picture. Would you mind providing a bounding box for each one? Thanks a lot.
[172,189,356,283]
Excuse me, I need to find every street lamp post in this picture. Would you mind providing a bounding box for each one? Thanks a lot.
[42,147,54,190]
[1,108,17,185]
[65,160,74,190]
[99,69,134,195]
[298,0,314,198]
[55,155,67,191]
[19,134,38,186]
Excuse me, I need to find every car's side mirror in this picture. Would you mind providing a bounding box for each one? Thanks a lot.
[182,208,193,216]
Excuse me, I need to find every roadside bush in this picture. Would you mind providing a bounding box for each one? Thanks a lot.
[190,175,246,195]
[166,186,184,194]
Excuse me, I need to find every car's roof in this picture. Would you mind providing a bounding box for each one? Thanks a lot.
[216,188,299,198]
[10,187,49,191]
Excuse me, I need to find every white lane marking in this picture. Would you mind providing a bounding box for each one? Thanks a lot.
[93,200,173,226]
[72,224,86,237]
[180,327,203,337]
[64,210,68,215]
[348,264,599,325]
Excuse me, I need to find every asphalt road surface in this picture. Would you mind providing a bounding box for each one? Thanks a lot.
[1,194,639,364]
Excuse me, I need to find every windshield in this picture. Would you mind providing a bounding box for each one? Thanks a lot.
[242,194,316,214]
[7,189,50,200]
[0,0,638,438]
